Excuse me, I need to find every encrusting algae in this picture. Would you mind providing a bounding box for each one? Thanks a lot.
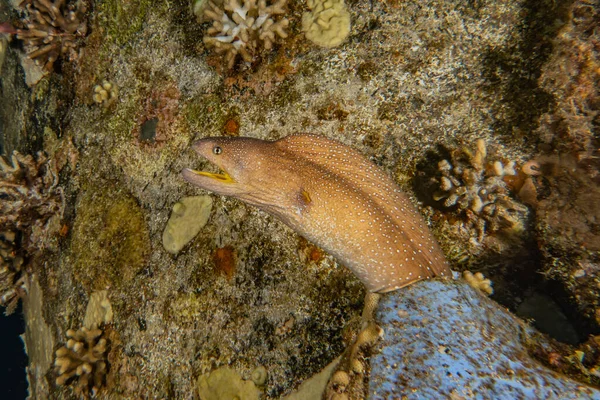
[71,184,150,291]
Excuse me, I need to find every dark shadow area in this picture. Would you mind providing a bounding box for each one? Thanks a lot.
[0,306,28,399]
[480,0,574,144]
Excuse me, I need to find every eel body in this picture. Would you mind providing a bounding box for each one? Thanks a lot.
[182,134,450,293]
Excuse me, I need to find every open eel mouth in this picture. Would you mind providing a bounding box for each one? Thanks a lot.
[185,168,235,184]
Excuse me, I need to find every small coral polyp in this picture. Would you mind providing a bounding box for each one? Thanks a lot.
[203,0,289,69]
[92,80,118,108]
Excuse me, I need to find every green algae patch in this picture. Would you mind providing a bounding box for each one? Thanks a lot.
[71,184,150,291]
[98,0,153,48]
[183,93,226,133]
[165,292,206,324]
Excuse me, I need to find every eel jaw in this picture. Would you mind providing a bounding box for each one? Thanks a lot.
[182,167,237,195]
[184,169,234,183]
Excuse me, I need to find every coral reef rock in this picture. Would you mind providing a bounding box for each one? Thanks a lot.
[203,0,289,69]
[16,0,89,72]
[325,322,382,399]
[534,154,600,333]
[530,0,600,336]
[162,195,213,254]
[54,326,109,397]
[22,274,54,399]
[302,0,351,48]
[536,0,599,158]
[369,279,600,398]
[0,33,9,72]
[197,366,261,400]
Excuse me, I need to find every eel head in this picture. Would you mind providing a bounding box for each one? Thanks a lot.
[182,137,294,210]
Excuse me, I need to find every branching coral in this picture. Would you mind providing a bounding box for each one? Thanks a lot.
[0,151,63,253]
[203,0,289,69]
[431,139,529,243]
[0,230,26,315]
[54,326,109,396]
[16,0,88,71]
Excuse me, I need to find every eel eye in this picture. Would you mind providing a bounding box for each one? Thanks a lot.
[213,146,222,155]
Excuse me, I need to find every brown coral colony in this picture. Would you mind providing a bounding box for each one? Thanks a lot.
[54,326,109,396]
[0,151,63,314]
[16,0,88,71]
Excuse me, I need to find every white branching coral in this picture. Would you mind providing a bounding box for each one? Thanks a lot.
[54,326,109,396]
[0,230,26,315]
[0,151,63,253]
[16,0,88,71]
[432,139,529,242]
[203,0,289,69]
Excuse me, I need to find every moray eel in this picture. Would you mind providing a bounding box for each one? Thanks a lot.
[182,134,450,293]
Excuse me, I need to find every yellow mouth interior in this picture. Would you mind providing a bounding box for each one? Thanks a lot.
[189,169,235,183]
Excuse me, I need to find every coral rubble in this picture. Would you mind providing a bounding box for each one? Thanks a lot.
[203,0,289,69]
[302,0,351,48]
[16,0,89,72]
[54,326,109,397]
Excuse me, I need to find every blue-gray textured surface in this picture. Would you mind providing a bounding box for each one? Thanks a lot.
[369,279,600,399]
